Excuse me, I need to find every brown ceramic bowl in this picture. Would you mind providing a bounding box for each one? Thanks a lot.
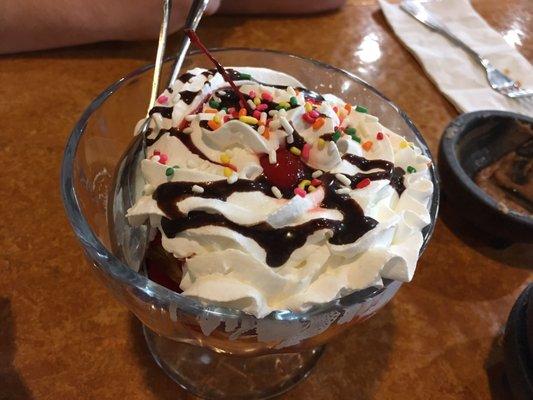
[504,283,533,400]
[439,110,533,243]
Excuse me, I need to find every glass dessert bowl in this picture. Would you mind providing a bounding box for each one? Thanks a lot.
[61,49,439,400]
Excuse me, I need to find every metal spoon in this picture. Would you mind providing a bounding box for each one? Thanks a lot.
[111,0,211,271]
[169,0,211,86]
[136,0,173,140]
[137,0,211,139]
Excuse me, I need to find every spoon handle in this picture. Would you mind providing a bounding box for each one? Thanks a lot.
[168,0,211,86]
[146,0,173,117]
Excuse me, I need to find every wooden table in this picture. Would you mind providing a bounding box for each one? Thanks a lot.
[1,1,531,398]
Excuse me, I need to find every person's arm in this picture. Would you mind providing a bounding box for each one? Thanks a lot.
[0,0,345,54]
[0,0,220,54]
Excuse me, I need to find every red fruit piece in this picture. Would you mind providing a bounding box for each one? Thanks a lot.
[259,148,306,190]
[146,259,182,293]
[356,178,371,189]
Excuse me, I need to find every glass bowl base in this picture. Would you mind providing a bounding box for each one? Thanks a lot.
[143,325,324,399]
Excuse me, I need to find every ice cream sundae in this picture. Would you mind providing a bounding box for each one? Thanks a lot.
[127,65,434,318]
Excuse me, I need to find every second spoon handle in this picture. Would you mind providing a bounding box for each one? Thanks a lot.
[147,0,173,117]
[168,0,211,86]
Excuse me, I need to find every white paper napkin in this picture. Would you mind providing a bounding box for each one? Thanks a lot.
[379,0,533,117]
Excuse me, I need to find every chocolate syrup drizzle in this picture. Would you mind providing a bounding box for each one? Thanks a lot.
[179,90,200,105]
[178,72,195,83]
[156,174,376,267]
[149,106,173,119]
[342,154,406,195]
[145,127,172,147]
[146,68,408,267]
[148,67,318,130]
[186,30,247,109]
[288,129,307,149]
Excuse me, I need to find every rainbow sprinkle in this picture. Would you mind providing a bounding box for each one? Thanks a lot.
[158,153,168,164]
[298,179,311,189]
[356,178,371,189]
[290,146,301,156]
[192,185,204,193]
[261,91,273,102]
[294,187,306,197]
[223,167,233,177]
[271,186,282,199]
[313,117,325,130]
[345,127,356,136]
[303,113,316,124]
[247,99,257,110]
[207,120,220,130]
[302,143,311,160]
[239,116,259,125]
[362,141,373,151]
[344,103,352,115]
[220,153,231,164]
[209,99,220,109]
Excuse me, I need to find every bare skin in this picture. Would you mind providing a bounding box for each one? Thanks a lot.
[0,0,346,54]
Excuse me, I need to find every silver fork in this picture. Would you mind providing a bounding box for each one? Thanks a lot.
[400,1,533,100]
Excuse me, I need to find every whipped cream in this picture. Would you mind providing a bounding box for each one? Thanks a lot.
[127,67,434,318]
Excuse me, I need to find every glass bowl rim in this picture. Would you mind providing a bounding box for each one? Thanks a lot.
[61,47,440,321]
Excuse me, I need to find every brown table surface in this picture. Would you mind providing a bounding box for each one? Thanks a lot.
[1,1,532,399]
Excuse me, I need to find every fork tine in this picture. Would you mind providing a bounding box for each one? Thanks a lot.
[497,85,515,97]
[508,88,533,99]
[496,84,533,99]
